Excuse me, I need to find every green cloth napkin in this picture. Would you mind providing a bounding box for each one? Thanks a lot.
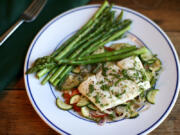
[0,0,90,90]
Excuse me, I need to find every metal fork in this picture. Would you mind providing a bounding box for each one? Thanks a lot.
[0,0,47,46]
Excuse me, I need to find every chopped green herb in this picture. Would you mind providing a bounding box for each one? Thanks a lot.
[122,69,132,80]
[122,69,128,77]
[100,84,110,91]
[115,78,126,86]
[112,69,116,73]
[133,58,138,67]
[140,70,147,81]
[133,71,140,80]
[139,89,145,98]
[109,73,120,78]
[104,103,109,106]
[115,79,121,86]
[97,80,104,85]
[122,69,147,82]
[95,94,100,103]
[104,77,110,82]
[115,90,126,98]
[102,64,108,76]
[89,84,95,93]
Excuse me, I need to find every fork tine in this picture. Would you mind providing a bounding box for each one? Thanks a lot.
[30,0,46,18]
[23,0,40,15]
[25,0,45,16]
[23,0,47,21]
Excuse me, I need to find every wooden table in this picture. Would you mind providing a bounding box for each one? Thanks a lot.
[0,0,180,134]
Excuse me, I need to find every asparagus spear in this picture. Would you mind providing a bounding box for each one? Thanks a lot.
[53,66,73,86]
[26,56,56,74]
[58,47,148,65]
[35,1,109,78]
[55,73,69,89]
[116,10,124,22]
[41,67,58,85]
[72,46,137,60]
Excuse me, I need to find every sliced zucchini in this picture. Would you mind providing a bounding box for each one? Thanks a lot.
[76,97,90,107]
[81,107,101,121]
[150,77,157,88]
[61,74,81,90]
[70,94,81,104]
[87,104,98,111]
[145,70,154,82]
[149,59,162,72]
[140,49,155,63]
[56,98,72,110]
[129,111,139,119]
[146,89,159,104]
[81,106,90,118]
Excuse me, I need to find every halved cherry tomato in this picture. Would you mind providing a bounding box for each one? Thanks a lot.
[71,89,80,96]
[73,104,81,112]
[104,46,114,52]
[63,92,71,104]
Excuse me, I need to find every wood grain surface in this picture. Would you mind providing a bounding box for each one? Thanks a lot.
[1,0,180,135]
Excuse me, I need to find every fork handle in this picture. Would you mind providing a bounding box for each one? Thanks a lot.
[0,19,24,46]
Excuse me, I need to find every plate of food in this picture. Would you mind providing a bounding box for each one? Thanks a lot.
[24,1,180,135]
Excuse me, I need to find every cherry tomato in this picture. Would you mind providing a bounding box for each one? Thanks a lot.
[71,89,80,96]
[63,92,71,104]
[73,104,81,112]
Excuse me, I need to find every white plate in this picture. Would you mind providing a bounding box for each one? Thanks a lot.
[24,4,180,135]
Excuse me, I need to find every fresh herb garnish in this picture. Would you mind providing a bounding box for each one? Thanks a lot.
[140,70,147,81]
[115,90,126,98]
[95,94,100,103]
[102,64,108,76]
[115,78,126,86]
[109,73,120,78]
[122,69,130,79]
[100,84,110,91]
[89,84,95,93]
[112,69,116,73]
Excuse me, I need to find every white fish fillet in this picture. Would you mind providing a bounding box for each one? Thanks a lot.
[78,57,150,111]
